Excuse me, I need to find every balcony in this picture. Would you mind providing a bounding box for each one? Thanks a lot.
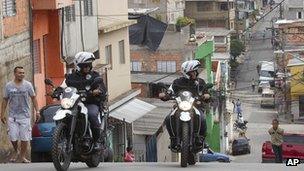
[32,0,73,10]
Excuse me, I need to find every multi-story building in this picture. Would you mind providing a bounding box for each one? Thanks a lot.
[284,0,304,20]
[31,0,74,108]
[184,0,235,29]
[98,0,155,161]
[128,0,185,25]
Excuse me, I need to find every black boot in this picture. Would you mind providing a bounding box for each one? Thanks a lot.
[92,128,102,151]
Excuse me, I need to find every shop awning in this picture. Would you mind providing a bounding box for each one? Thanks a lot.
[109,98,156,123]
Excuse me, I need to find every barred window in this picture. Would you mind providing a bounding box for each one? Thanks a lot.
[84,0,93,16]
[3,0,16,17]
[131,61,142,72]
[33,40,42,74]
[65,5,76,22]
[157,61,176,73]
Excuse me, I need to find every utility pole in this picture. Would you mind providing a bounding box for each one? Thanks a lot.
[227,0,230,30]
[279,3,283,19]
[235,0,239,40]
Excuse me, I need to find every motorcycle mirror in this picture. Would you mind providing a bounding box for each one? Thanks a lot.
[44,78,54,87]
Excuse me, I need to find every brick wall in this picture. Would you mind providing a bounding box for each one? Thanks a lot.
[3,0,29,38]
[131,50,184,72]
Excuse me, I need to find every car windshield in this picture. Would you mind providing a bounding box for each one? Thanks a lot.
[260,70,275,78]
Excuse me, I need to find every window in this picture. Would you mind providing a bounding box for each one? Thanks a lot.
[33,40,42,74]
[119,40,125,64]
[300,96,304,118]
[283,135,304,144]
[131,61,142,72]
[105,45,112,67]
[3,0,16,17]
[84,0,93,16]
[65,5,76,22]
[297,11,303,19]
[157,61,176,73]
[219,3,228,11]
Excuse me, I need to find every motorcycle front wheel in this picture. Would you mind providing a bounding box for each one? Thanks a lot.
[181,122,190,167]
[52,123,72,171]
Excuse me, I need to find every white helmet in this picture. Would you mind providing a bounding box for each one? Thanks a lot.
[74,52,95,71]
[181,60,201,79]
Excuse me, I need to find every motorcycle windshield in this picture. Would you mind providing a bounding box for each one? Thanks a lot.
[62,87,78,98]
[178,91,193,101]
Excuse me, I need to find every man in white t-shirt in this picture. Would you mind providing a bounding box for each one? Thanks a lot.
[0,66,40,163]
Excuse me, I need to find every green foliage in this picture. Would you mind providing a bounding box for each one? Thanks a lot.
[176,17,195,27]
[230,39,245,60]
[229,59,239,70]
[155,14,162,21]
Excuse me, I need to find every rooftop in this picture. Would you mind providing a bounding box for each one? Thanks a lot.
[131,73,181,84]
[133,98,174,135]
[196,27,232,37]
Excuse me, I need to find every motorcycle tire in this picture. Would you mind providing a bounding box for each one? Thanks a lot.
[85,153,100,168]
[188,153,197,165]
[181,122,190,168]
[52,123,72,171]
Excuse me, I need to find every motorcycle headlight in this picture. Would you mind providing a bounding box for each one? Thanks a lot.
[178,101,192,111]
[61,98,74,109]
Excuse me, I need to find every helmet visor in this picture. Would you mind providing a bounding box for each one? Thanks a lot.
[78,63,92,69]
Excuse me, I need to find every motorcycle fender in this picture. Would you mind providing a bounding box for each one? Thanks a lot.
[193,106,200,116]
[180,112,191,122]
[53,109,71,121]
[78,102,89,137]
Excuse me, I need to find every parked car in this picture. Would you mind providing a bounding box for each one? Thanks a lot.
[31,104,60,162]
[258,81,271,93]
[232,137,251,155]
[199,148,230,162]
[260,88,275,108]
[31,104,114,162]
[262,133,304,163]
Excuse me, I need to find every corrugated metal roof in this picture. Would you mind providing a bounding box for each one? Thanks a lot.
[133,98,174,135]
[110,98,156,123]
[131,73,181,84]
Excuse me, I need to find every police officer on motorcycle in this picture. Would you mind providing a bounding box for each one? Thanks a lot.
[63,52,107,150]
[159,60,211,149]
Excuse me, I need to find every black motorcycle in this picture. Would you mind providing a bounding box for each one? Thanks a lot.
[44,77,109,171]
[159,82,213,167]
[233,118,248,131]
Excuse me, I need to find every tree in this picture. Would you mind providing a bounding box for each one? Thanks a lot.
[230,39,245,60]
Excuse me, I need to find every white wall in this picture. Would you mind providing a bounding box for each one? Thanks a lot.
[62,0,99,62]
[98,27,132,101]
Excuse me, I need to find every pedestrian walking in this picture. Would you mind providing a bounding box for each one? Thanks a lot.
[236,99,242,119]
[268,119,284,163]
[232,100,236,113]
[251,78,256,92]
[0,66,40,163]
[124,146,135,162]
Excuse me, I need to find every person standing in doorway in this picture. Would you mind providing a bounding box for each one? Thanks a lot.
[268,119,284,163]
[0,66,40,163]
[251,78,256,92]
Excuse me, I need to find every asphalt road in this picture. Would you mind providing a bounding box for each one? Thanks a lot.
[0,162,303,171]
